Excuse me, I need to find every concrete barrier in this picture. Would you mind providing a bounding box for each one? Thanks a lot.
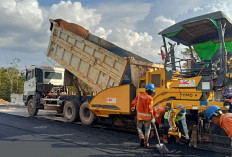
[10,94,24,106]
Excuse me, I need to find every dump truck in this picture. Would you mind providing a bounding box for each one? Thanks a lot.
[23,19,163,125]
[158,11,232,154]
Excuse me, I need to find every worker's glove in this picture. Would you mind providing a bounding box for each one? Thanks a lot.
[151,118,156,124]
[182,135,189,140]
[159,124,164,129]
[131,107,135,112]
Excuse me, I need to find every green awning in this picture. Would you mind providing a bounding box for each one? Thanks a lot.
[193,41,232,60]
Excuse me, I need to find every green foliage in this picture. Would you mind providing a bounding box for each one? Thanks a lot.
[0,58,25,101]
[0,68,11,101]
[71,78,94,96]
[78,79,94,95]
[181,48,199,60]
[181,48,192,56]
[66,80,93,96]
[181,48,200,69]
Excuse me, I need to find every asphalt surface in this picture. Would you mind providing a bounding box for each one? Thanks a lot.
[0,105,228,157]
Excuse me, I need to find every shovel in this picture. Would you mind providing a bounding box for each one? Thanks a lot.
[152,122,170,154]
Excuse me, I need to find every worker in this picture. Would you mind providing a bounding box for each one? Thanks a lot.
[206,105,232,154]
[150,104,166,139]
[131,83,155,147]
[225,100,232,113]
[153,104,166,127]
[163,105,189,144]
[222,86,232,113]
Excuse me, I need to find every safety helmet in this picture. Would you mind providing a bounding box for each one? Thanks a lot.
[169,70,174,73]
[145,83,155,91]
[177,105,186,114]
[206,105,221,119]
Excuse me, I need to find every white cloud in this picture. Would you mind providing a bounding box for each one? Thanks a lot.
[48,1,101,30]
[121,17,133,25]
[0,0,43,31]
[193,7,203,12]
[0,0,103,69]
[2,0,232,68]
[153,16,176,32]
[104,28,159,61]
[94,27,112,39]
[112,29,152,48]
[204,0,232,18]
[154,16,175,25]
[0,0,45,56]
[95,2,152,30]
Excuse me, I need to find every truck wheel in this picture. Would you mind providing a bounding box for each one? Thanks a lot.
[27,99,39,116]
[63,101,79,122]
[79,101,95,125]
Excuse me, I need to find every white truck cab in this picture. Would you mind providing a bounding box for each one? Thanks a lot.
[23,66,65,116]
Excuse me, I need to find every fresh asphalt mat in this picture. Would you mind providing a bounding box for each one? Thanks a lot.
[0,109,227,157]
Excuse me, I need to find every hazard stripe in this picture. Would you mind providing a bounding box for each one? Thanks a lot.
[137,112,151,117]
[222,114,232,121]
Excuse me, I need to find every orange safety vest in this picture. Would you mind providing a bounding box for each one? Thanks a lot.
[220,113,232,137]
[131,92,153,121]
[153,104,166,125]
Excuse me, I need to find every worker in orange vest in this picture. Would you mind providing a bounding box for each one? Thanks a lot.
[131,83,155,147]
[151,104,166,139]
[153,104,166,126]
[206,105,232,156]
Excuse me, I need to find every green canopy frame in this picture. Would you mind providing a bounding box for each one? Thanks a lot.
[159,11,232,87]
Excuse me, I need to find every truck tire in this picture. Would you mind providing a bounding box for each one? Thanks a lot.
[63,101,79,122]
[27,99,39,116]
[79,101,95,125]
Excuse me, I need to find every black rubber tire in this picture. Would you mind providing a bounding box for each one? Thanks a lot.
[79,101,95,125]
[27,99,39,116]
[63,101,78,122]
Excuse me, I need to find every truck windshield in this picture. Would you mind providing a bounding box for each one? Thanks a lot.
[26,71,32,81]
[45,72,62,79]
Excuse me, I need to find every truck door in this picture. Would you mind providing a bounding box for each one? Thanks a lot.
[35,68,43,83]
[24,69,36,96]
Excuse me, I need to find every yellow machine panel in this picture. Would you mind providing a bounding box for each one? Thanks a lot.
[89,84,136,117]
[169,76,202,88]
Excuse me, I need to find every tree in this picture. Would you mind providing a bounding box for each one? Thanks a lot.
[0,68,11,101]
[181,48,200,69]
[6,58,21,94]
[0,58,25,101]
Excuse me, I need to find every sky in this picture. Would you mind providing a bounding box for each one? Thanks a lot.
[1,0,232,70]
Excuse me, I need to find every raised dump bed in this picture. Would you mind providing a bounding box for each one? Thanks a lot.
[47,19,163,92]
